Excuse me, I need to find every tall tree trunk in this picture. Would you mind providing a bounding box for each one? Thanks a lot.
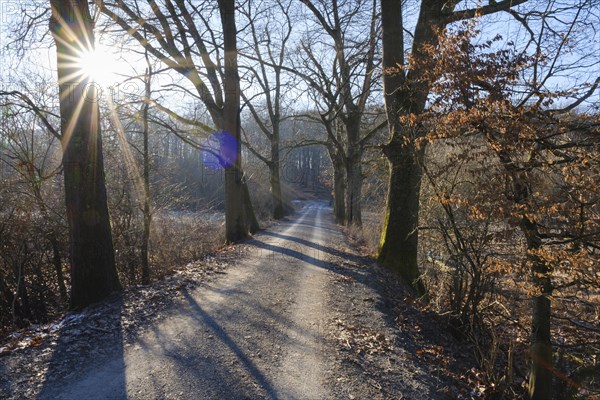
[313,150,322,192]
[378,0,424,294]
[270,123,286,219]
[219,0,259,242]
[242,175,260,234]
[342,107,364,227]
[378,0,450,294]
[50,0,121,308]
[271,161,285,220]
[224,169,245,242]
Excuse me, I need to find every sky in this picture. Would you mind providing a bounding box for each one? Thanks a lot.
[0,0,598,117]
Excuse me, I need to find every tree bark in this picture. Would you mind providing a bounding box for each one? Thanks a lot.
[270,159,285,220]
[331,151,346,224]
[242,174,260,234]
[219,0,259,242]
[378,0,423,293]
[527,237,553,400]
[378,141,426,294]
[270,119,285,220]
[345,148,363,227]
[50,0,121,308]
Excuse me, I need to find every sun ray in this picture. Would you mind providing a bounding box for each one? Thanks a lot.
[60,85,90,151]
[50,8,90,55]
[106,94,146,206]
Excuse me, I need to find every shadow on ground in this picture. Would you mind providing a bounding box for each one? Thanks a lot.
[38,295,126,400]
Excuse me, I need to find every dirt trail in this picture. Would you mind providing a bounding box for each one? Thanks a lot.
[275,205,329,399]
[39,201,336,400]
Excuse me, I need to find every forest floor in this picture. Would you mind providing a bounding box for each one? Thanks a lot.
[0,200,483,399]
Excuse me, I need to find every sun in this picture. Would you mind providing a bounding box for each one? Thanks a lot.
[76,44,122,87]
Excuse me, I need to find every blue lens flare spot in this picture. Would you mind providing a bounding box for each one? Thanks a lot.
[202,131,239,170]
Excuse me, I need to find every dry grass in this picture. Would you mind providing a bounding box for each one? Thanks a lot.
[344,210,384,257]
[150,212,225,279]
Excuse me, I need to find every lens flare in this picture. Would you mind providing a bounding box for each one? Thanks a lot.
[203,131,239,169]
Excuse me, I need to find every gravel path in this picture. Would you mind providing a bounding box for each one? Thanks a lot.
[1,200,471,399]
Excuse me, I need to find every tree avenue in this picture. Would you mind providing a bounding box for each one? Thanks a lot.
[0,0,598,398]
[297,0,383,227]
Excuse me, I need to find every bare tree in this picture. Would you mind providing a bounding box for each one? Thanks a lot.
[97,0,259,242]
[295,0,384,226]
[238,0,295,219]
[140,47,153,285]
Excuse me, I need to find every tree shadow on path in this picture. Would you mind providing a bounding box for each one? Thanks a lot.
[38,294,126,400]
[179,288,279,399]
